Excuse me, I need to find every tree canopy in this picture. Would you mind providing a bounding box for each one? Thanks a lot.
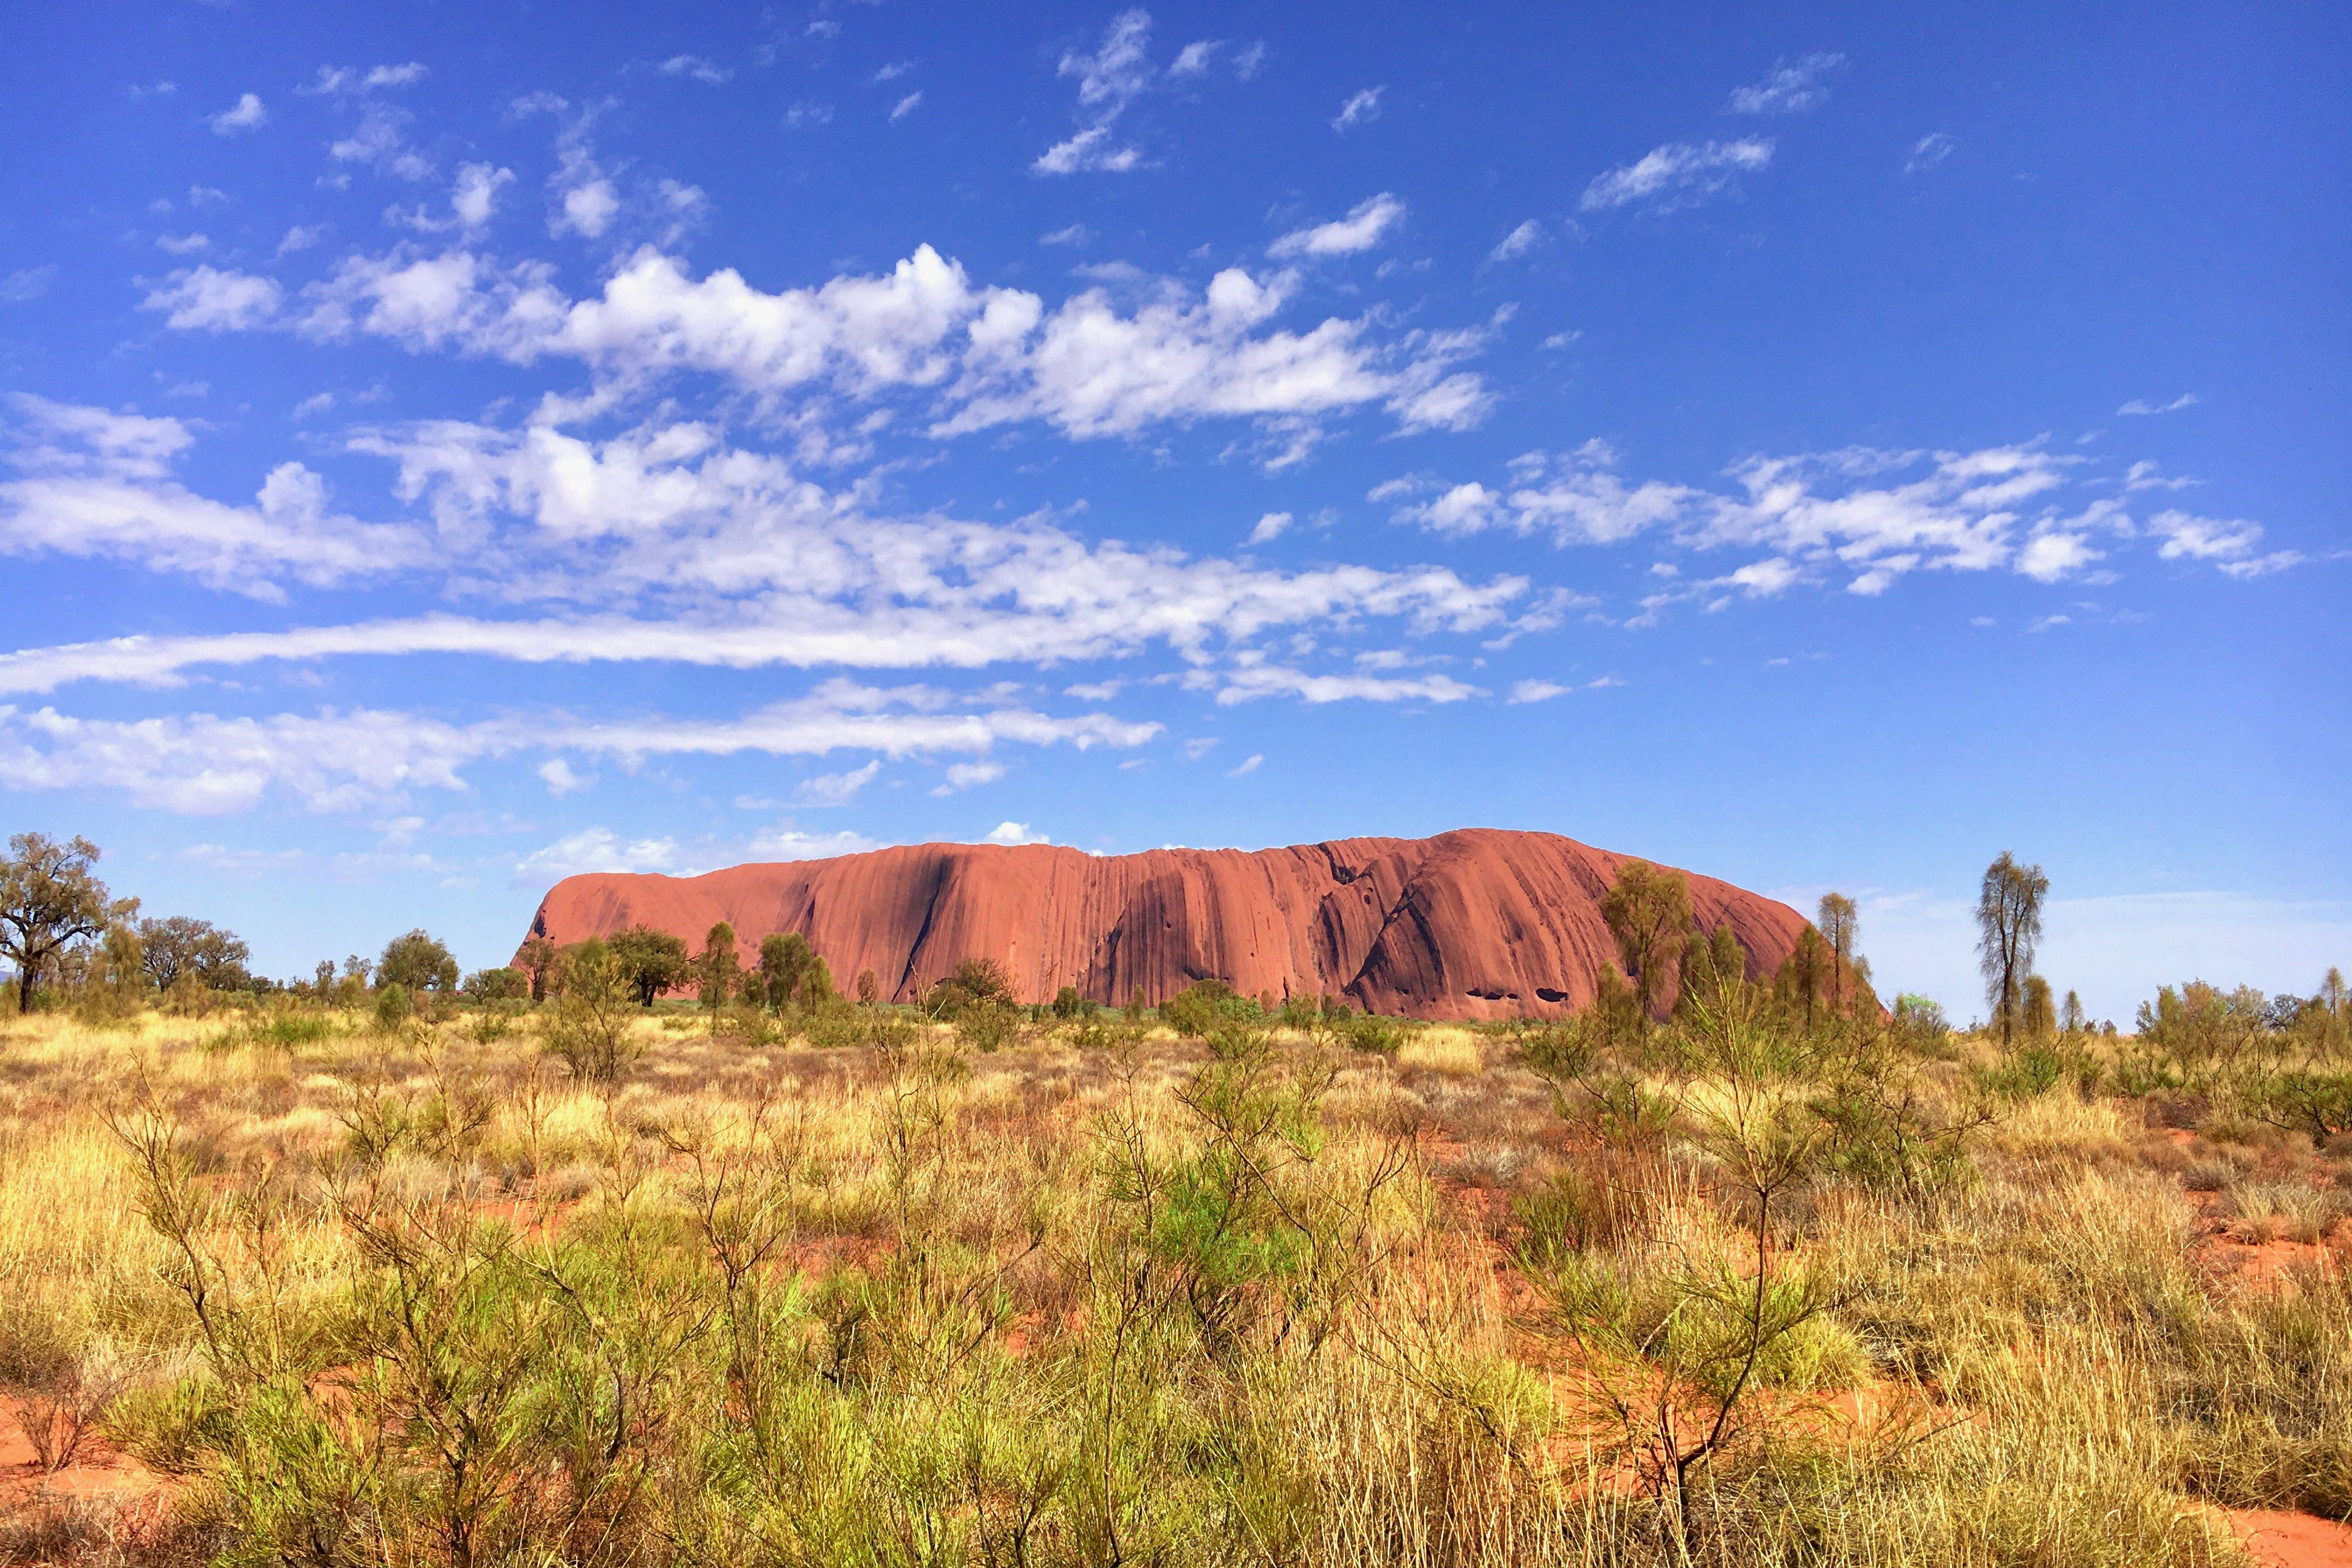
[1,833,133,1012]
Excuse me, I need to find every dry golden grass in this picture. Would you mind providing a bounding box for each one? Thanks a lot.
[0,1000,2345,1566]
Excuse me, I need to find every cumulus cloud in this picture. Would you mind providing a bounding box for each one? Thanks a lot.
[796,758,882,804]
[450,163,514,229]
[0,395,426,600]
[1507,679,1568,704]
[537,757,592,796]
[209,92,267,134]
[515,827,683,880]
[1727,53,1845,114]
[169,242,1497,447]
[2148,510,2302,578]
[142,266,284,331]
[1332,86,1384,131]
[1581,139,1773,211]
[1266,192,1405,258]
[985,820,1049,845]
[930,760,1004,795]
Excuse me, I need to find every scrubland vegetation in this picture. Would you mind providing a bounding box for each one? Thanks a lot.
[2,835,2350,1565]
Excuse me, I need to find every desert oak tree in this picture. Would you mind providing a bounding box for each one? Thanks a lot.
[1976,851,2050,1048]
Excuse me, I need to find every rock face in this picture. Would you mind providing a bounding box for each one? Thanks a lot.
[517,829,1814,1021]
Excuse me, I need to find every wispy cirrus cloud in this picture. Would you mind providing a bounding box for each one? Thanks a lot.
[1727,53,1845,114]
[1581,138,1773,212]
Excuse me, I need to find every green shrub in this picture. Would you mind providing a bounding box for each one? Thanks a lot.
[373,982,412,1032]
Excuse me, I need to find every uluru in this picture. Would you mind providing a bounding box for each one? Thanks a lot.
[516,828,1815,1020]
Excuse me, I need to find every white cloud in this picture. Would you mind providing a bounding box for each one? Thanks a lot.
[2124,459,2199,492]
[183,242,1496,446]
[1233,42,1268,80]
[1332,86,1385,131]
[187,185,227,208]
[743,824,884,861]
[1034,10,1157,173]
[890,91,923,122]
[1039,223,1092,246]
[2014,531,2101,583]
[1581,139,1773,211]
[985,820,1049,845]
[278,225,327,256]
[1904,132,1957,175]
[1059,9,1153,117]
[1727,53,1845,114]
[1267,192,1406,258]
[209,92,267,134]
[1182,737,1219,760]
[451,163,513,229]
[2117,392,2197,416]
[516,827,683,880]
[141,266,284,331]
[1034,126,1142,174]
[1248,510,1292,544]
[0,681,1160,817]
[658,54,733,84]
[786,101,834,128]
[2148,509,2301,577]
[0,395,425,600]
[1208,653,1479,706]
[1227,752,1262,775]
[1507,679,1568,704]
[1489,220,1544,261]
[1169,40,1217,76]
[0,265,58,303]
[537,757,592,796]
[796,757,882,804]
[156,232,211,256]
[930,760,1005,795]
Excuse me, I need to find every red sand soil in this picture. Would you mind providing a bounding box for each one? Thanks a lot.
[518,827,1815,1019]
[0,1393,164,1509]
[2223,1508,2352,1568]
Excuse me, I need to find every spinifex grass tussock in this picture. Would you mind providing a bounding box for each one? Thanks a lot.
[2,987,2348,1566]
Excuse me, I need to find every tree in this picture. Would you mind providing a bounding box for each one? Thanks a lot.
[1976,852,2050,1048]
[1,834,133,1013]
[463,967,525,1004]
[2021,975,2056,1042]
[757,932,814,1013]
[1774,926,1832,1030]
[855,967,881,1007]
[516,937,556,1003]
[1816,893,1859,1016]
[547,939,639,1082]
[379,929,460,993]
[1599,860,1693,1020]
[698,922,740,1016]
[610,925,692,1008]
[2060,989,2087,1034]
[138,916,252,993]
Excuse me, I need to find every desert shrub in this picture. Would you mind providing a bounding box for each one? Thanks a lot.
[1337,1012,1411,1055]
[544,938,640,1082]
[1160,979,1263,1040]
[372,982,412,1032]
[953,998,1020,1054]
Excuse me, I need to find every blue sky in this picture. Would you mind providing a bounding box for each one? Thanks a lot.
[2,1,2345,1021]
